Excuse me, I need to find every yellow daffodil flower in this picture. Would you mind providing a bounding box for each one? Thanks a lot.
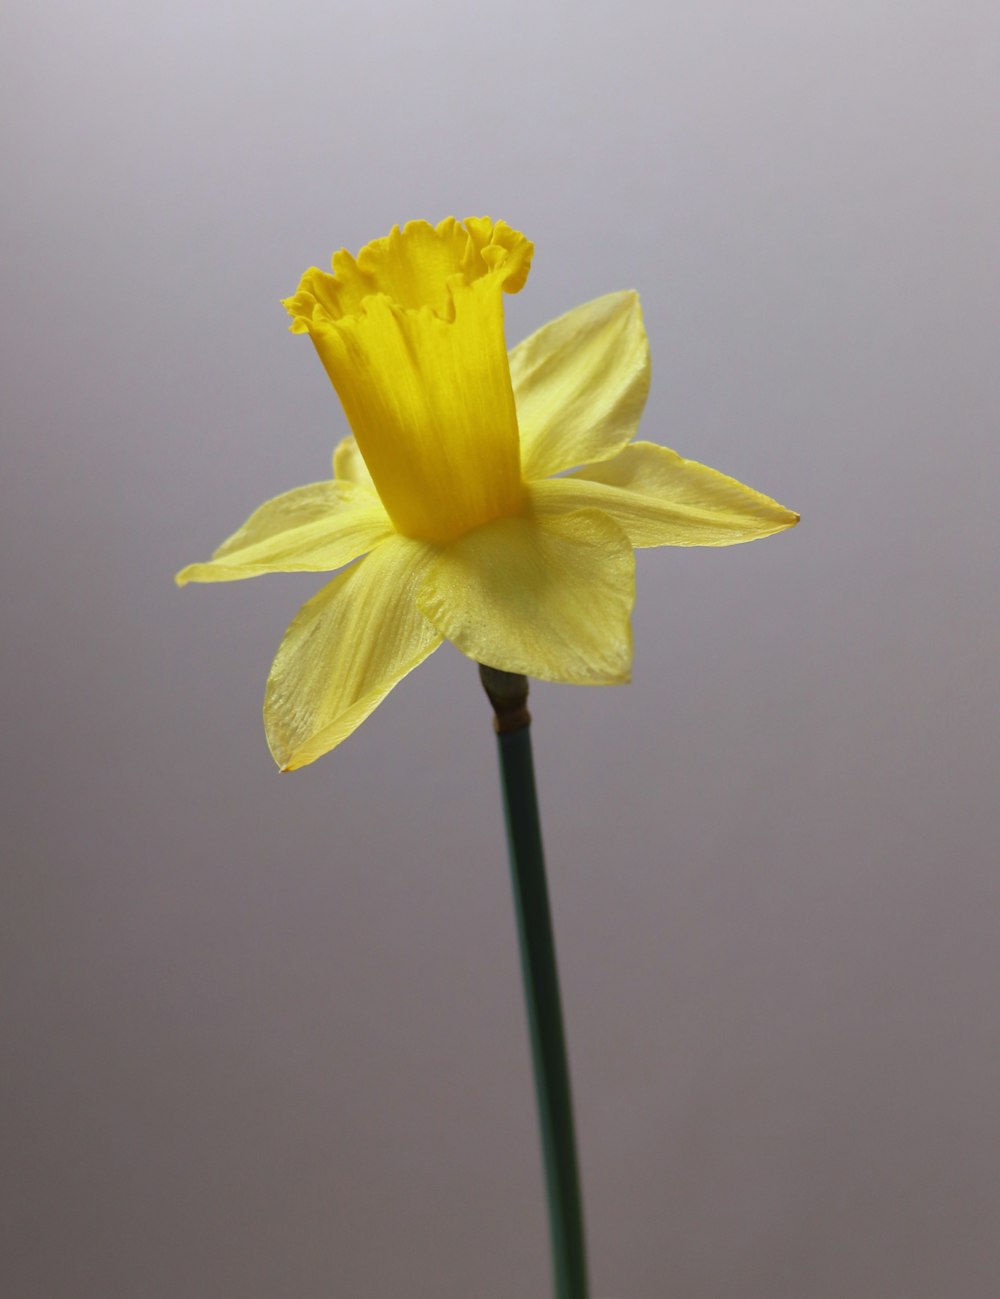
[177,218,797,770]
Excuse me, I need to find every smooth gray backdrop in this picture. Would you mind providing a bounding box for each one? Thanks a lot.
[3,1,999,1296]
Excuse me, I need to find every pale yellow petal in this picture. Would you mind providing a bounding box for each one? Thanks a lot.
[332,434,376,493]
[510,291,651,481]
[531,441,799,547]
[264,536,442,770]
[175,481,393,586]
[416,511,634,685]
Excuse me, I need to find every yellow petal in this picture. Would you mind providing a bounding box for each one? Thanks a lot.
[285,219,534,543]
[510,291,651,481]
[332,434,376,493]
[531,441,799,547]
[416,511,634,684]
[175,481,393,586]
[264,536,442,770]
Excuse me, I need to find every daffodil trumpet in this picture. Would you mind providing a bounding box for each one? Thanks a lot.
[177,217,797,772]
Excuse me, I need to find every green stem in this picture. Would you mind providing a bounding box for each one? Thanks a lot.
[479,665,589,1299]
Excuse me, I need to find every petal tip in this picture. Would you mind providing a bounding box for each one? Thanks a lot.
[775,508,800,532]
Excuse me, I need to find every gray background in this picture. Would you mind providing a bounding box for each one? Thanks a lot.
[3,1,999,1296]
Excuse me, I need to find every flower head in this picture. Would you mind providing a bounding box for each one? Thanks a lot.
[178,218,797,770]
